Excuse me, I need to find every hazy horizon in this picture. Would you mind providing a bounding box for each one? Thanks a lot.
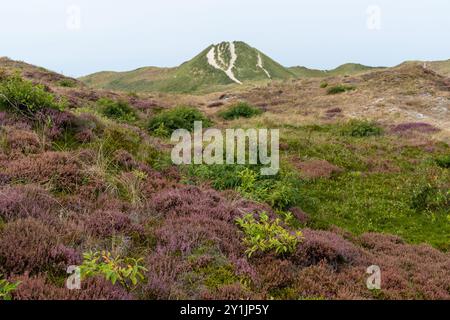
[1,0,450,77]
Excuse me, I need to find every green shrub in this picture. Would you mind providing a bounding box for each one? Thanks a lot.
[411,184,449,212]
[0,274,20,300]
[219,102,263,120]
[236,212,303,257]
[58,79,77,88]
[80,251,147,291]
[341,120,383,137]
[98,98,137,122]
[148,106,211,136]
[0,74,65,115]
[327,85,355,95]
[436,155,450,169]
[320,82,329,88]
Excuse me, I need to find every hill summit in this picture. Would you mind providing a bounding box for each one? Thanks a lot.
[80,41,294,93]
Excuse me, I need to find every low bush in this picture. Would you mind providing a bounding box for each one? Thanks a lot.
[80,251,147,291]
[11,274,132,300]
[219,102,263,120]
[236,212,303,257]
[0,74,65,115]
[148,106,211,136]
[98,98,137,122]
[411,184,449,213]
[340,120,383,137]
[327,85,355,95]
[0,275,20,300]
[58,79,77,88]
[0,218,60,275]
[435,155,450,169]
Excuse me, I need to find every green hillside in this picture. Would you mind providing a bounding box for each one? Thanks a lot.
[80,41,294,93]
[289,63,383,78]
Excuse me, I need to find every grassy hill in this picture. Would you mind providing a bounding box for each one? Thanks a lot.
[428,59,450,77]
[289,63,383,78]
[1,56,450,300]
[80,41,295,94]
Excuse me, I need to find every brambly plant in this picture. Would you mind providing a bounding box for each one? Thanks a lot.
[236,212,303,257]
[80,251,147,292]
[0,274,20,301]
[0,74,65,116]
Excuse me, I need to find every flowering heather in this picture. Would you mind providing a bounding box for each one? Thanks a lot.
[83,209,144,238]
[144,251,191,300]
[254,256,297,293]
[0,185,58,222]
[201,283,255,300]
[294,229,363,270]
[293,159,343,179]
[4,127,41,155]
[390,122,440,134]
[155,214,243,256]
[0,218,60,275]
[11,274,132,300]
[149,186,243,222]
[3,151,85,193]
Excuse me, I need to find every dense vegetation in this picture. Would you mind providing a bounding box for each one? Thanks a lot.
[148,106,211,137]
[219,102,263,120]
[0,63,449,301]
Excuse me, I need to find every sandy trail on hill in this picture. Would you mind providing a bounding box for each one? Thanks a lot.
[207,42,242,84]
[257,53,271,79]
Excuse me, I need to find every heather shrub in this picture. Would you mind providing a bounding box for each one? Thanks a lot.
[98,98,137,122]
[294,229,362,269]
[201,283,254,300]
[0,185,58,222]
[3,151,85,193]
[0,74,65,115]
[83,209,144,238]
[253,256,296,297]
[3,127,41,155]
[294,159,343,179]
[236,212,303,257]
[327,84,355,95]
[219,102,263,120]
[11,274,133,300]
[148,106,211,137]
[391,122,440,134]
[0,218,59,275]
[149,186,241,222]
[358,233,450,299]
[340,120,383,137]
[155,213,242,256]
[144,251,190,299]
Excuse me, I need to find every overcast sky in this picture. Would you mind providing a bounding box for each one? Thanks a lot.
[1,0,449,77]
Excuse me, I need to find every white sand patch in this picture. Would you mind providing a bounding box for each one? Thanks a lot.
[206,42,242,84]
[257,53,271,79]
